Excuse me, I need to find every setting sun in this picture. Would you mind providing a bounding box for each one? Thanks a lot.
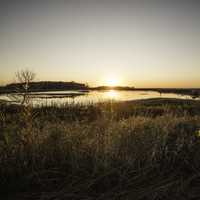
[104,77,120,86]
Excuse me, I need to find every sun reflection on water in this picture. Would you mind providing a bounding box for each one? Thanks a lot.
[106,90,118,99]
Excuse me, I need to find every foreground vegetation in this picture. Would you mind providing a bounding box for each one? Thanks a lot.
[1,98,200,199]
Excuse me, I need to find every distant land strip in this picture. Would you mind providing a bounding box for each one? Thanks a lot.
[0,81,200,98]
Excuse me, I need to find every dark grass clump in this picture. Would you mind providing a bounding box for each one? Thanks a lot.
[0,98,200,199]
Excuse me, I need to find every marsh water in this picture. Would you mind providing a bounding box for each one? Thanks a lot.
[0,90,196,106]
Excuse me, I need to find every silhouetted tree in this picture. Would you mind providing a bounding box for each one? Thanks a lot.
[8,69,36,105]
[16,69,36,105]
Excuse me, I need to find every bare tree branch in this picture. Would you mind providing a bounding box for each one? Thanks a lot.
[8,69,36,105]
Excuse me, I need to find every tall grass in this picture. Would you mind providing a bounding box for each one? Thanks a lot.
[0,99,200,199]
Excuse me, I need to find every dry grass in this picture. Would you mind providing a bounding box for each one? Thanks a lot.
[0,99,200,199]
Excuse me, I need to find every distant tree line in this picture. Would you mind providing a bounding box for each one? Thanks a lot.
[0,81,89,94]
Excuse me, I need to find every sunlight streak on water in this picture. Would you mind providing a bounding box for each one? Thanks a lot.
[0,90,198,106]
[105,90,118,99]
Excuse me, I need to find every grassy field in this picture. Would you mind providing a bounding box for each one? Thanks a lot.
[1,98,200,199]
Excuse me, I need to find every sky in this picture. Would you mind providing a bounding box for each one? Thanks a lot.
[0,0,200,88]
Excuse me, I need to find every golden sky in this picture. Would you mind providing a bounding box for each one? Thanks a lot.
[0,0,200,88]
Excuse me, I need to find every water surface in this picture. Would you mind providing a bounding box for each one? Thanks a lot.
[0,90,195,106]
